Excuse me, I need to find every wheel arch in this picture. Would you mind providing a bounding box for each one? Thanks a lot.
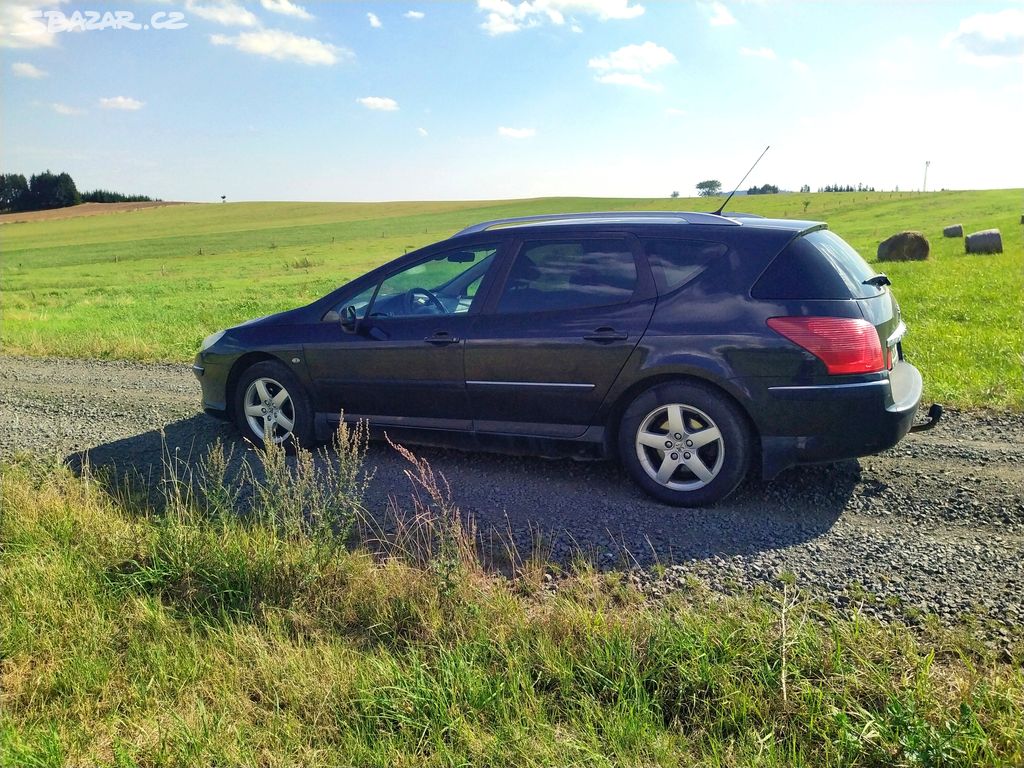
[225,352,286,412]
[604,371,760,459]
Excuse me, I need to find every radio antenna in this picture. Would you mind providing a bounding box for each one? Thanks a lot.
[713,145,770,216]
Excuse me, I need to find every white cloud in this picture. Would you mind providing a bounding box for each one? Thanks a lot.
[498,126,536,138]
[11,61,46,77]
[358,96,399,111]
[367,12,382,28]
[186,0,259,27]
[665,107,686,116]
[100,95,144,110]
[740,46,776,59]
[477,0,643,36]
[946,8,1024,64]
[51,102,84,115]
[260,0,312,21]
[594,72,660,90]
[790,58,809,74]
[404,10,425,19]
[0,1,65,48]
[588,41,675,72]
[707,2,735,27]
[418,127,429,136]
[588,41,674,89]
[211,29,347,65]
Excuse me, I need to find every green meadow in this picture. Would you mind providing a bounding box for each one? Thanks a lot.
[2,442,1022,767]
[1,190,1021,408]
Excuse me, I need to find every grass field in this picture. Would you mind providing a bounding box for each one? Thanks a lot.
[2,192,1022,764]
[1,190,1022,408]
[2,441,1022,767]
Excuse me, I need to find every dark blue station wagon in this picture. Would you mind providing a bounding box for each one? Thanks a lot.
[194,211,937,506]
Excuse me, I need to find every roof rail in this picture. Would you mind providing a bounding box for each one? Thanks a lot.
[452,210,740,237]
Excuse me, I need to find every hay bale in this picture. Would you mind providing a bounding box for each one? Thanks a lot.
[942,224,963,238]
[877,231,930,262]
[965,229,1003,254]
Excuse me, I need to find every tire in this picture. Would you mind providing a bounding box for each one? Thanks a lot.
[234,360,314,450]
[618,381,751,506]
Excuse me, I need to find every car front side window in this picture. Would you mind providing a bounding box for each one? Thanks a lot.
[335,245,498,320]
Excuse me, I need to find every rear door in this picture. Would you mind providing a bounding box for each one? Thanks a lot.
[465,234,656,438]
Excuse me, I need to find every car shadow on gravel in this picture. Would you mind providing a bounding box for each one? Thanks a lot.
[66,415,859,570]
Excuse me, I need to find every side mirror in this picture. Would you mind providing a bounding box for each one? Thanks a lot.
[340,304,358,333]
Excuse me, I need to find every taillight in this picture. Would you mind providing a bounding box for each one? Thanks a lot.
[767,316,884,375]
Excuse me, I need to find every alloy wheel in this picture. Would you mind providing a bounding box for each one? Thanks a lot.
[634,403,725,491]
[242,376,296,444]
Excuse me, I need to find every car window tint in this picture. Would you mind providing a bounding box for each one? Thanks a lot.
[803,230,882,298]
[752,230,881,300]
[496,239,636,314]
[344,284,376,319]
[339,245,498,319]
[645,239,728,294]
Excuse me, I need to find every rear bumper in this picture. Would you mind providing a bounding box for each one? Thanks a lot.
[755,361,923,479]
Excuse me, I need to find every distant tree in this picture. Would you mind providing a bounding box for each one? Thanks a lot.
[25,170,80,210]
[221,195,226,203]
[81,189,153,203]
[54,172,81,207]
[0,173,29,212]
[746,183,779,195]
[799,184,811,193]
[803,199,811,213]
[696,179,722,197]
[670,190,680,198]
[819,183,873,194]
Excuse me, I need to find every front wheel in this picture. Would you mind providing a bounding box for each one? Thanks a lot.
[234,360,313,449]
[618,381,752,506]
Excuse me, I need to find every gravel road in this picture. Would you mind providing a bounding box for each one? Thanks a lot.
[2,355,1022,641]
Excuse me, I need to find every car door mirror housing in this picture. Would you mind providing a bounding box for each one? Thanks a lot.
[340,304,359,333]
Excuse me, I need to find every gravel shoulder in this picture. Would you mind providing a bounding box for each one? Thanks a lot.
[2,355,1022,641]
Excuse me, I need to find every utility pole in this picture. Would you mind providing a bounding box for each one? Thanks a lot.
[923,160,930,193]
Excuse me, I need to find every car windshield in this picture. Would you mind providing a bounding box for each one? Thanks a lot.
[802,230,882,298]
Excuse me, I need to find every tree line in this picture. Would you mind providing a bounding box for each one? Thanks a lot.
[0,170,153,213]
[818,184,876,193]
[692,180,878,197]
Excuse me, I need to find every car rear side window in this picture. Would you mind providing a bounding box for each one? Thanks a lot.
[752,229,883,300]
[496,239,637,314]
[645,239,728,294]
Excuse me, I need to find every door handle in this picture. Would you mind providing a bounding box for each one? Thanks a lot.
[424,332,460,345]
[583,327,628,343]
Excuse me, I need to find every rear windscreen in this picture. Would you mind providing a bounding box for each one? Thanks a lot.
[751,229,882,300]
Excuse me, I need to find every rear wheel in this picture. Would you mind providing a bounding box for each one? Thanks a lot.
[619,381,751,506]
[234,360,313,449]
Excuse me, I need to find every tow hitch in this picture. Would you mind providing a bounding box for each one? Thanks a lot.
[910,403,943,433]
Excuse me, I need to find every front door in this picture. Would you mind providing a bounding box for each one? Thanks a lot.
[303,243,501,430]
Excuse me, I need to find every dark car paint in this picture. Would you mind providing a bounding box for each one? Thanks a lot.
[194,217,923,479]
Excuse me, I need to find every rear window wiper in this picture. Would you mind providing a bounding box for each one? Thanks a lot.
[862,273,891,288]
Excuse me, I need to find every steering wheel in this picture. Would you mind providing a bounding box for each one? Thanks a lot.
[403,287,448,315]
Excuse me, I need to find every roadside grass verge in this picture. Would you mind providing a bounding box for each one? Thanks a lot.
[1,190,1021,408]
[1,436,1022,766]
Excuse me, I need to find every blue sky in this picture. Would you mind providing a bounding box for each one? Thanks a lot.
[2,0,1022,201]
